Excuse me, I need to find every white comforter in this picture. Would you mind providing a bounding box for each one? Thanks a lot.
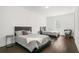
[16,34,50,52]
[18,34,49,44]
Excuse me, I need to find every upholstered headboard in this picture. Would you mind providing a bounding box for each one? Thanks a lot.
[14,26,32,36]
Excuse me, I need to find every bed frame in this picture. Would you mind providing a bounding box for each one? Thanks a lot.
[15,26,32,36]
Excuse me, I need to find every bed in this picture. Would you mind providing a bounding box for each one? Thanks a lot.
[42,31,60,38]
[14,26,51,52]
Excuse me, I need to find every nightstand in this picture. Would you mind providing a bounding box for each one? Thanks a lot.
[5,35,15,47]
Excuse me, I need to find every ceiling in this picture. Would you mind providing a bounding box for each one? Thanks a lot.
[22,6,77,17]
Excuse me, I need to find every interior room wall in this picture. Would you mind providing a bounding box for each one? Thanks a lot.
[0,7,5,47]
[0,7,46,47]
[74,7,79,51]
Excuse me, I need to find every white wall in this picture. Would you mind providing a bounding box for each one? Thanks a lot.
[0,7,5,47]
[74,7,79,51]
[46,13,75,35]
[0,7,46,47]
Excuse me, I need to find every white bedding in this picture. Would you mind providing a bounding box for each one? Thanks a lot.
[15,34,50,52]
[18,34,49,44]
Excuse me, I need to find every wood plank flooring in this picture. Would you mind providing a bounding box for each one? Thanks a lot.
[0,35,78,53]
[42,36,78,53]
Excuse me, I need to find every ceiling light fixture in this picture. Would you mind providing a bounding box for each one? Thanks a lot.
[45,6,49,8]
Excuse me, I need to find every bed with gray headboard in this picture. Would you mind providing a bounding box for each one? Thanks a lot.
[15,26,51,53]
[15,26,32,36]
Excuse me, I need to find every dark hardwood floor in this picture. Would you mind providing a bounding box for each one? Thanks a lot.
[42,36,78,53]
[0,35,78,53]
[0,44,29,53]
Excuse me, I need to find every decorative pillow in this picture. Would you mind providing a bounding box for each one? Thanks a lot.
[15,30,23,36]
[22,30,31,35]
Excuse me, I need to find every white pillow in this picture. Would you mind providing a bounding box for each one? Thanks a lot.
[22,30,32,35]
[16,30,23,36]
[26,31,32,34]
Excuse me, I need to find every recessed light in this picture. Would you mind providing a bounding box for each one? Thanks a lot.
[45,6,49,8]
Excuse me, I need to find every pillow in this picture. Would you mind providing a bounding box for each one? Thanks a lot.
[15,30,23,36]
[22,30,31,35]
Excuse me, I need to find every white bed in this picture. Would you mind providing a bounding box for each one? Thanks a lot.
[15,34,50,52]
[14,26,51,52]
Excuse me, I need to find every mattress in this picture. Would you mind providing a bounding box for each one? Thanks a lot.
[15,34,50,52]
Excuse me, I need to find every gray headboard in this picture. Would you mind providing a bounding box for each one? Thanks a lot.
[14,26,32,36]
